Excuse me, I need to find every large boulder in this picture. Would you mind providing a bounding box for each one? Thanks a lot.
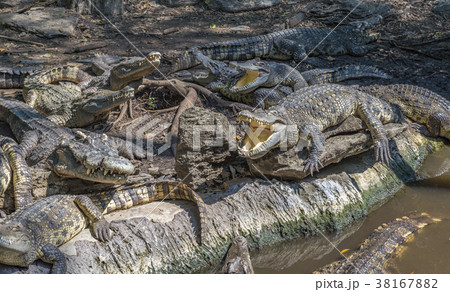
[206,0,282,12]
[0,7,79,38]
[175,107,238,189]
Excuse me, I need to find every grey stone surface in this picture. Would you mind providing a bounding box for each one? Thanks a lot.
[0,7,79,38]
[0,0,34,8]
[432,0,450,17]
[158,0,199,7]
[175,107,237,189]
[58,0,123,16]
[207,0,282,12]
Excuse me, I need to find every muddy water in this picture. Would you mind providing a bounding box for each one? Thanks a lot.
[252,145,450,274]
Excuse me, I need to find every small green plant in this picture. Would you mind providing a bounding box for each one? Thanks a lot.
[148,96,156,108]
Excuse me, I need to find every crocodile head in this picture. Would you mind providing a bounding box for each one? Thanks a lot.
[110,51,161,90]
[47,131,134,184]
[0,222,32,267]
[228,60,271,94]
[343,16,381,45]
[192,53,241,86]
[78,86,134,122]
[237,109,298,159]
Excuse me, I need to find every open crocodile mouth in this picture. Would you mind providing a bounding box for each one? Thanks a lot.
[237,110,287,159]
[229,65,270,94]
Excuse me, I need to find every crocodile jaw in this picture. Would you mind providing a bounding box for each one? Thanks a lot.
[110,51,161,91]
[237,110,290,159]
[229,62,270,94]
[0,223,32,267]
[82,87,134,114]
[47,133,134,184]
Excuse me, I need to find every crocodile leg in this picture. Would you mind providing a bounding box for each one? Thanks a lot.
[38,242,67,274]
[356,95,392,165]
[252,88,286,109]
[299,124,325,176]
[273,38,307,62]
[74,195,111,242]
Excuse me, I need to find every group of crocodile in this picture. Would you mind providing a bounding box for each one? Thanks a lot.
[0,16,448,275]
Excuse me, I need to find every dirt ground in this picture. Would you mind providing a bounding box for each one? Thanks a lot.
[0,0,448,181]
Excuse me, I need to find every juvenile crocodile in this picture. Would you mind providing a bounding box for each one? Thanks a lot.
[360,84,450,140]
[194,55,390,108]
[314,213,440,274]
[0,67,41,89]
[237,84,401,175]
[0,180,207,273]
[23,65,135,128]
[174,19,380,71]
[0,97,139,184]
[219,236,254,274]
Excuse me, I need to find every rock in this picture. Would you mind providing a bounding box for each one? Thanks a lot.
[206,0,282,12]
[0,128,443,274]
[175,107,237,189]
[247,122,408,180]
[58,0,123,16]
[432,0,450,17]
[158,0,199,7]
[0,0,34,9]
[0,7,79,38]
[286,12,305,28]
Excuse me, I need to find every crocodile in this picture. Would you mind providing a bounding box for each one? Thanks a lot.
[0,180,208,273]
[174,17,381,72]
[22,65,135,128]
[79,51,161,91]
[314,213,440,274]
[0,66,41,89]
[0,135,35,212]
[194,55,390,108]
[0,97,140,184]
[360,84,450,140]
[236,84,401,175]
[219,236,254,274]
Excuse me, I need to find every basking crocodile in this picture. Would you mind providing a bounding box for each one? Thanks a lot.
[22,65,135,128]
[0,135,35,212]
[0,180,208,273]
[0,67,41,89]
[237,84,401,175]
[219,236,254,274]
[174,18,380,72]
[79,51,161,91]
[360,84,450,140]
[314,213,440,274]
[194,55,390,108]
[0,97,140,184]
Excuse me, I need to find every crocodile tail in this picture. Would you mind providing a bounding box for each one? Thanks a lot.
[93,181,208,244]
[0,67,39,89]
[23,65,90,87]
[303,65,391,85]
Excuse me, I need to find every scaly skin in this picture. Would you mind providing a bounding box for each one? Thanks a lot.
[22,65,135,128]
[79,52,161,91]
[237,84,401,175]
[0,136,35,211]
[0,66,41,89]
[360,84,450,140]
[0,181,208,273]
[314,213,440,274]
[0,98,139,184]
[194,57,390,109]
[174,20,380,71]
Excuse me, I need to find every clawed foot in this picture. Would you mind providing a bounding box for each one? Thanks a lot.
[303,155,323,177]
[374,137,392,165]
[92,219,111,242]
